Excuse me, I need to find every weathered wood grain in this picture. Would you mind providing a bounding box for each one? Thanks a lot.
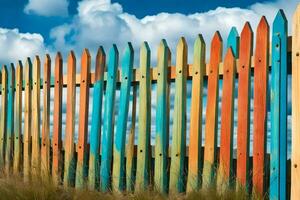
[236,22,253,190]
[75,49,91,188]
[186,35,205,192]
[202,32,223,188]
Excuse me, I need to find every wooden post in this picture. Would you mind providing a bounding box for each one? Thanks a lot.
[236,22,253,190]
[154,39,170,193]
[186,35,205,192]
[270,10,287,200]
[13,61,22,175]
[113,43,134,191]
[169,37,188,193]
[100,45,119,192]
[23,59,32,181]
[75,49,91,188]
[253,16,269,196]
[41,55,51,178]
[217,48,236,193]
[64,51,76,187]
[88,47,105,190]
[203,32,223,188]
[136,42,151,192]
[31,56,41,177]
[291,4,300,199]
[52,52,63,185]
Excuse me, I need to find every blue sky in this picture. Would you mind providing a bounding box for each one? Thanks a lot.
[0,0,297,66]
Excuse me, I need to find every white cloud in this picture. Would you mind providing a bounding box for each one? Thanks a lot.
[24,0,69,17]
[49,0,297,66]
[0,28,45,65]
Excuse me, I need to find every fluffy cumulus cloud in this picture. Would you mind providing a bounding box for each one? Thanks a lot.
[24,0,69,17]
[49,0,296,64]
[0,28,45,65]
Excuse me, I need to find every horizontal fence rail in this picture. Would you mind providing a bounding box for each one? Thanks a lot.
[0,5,300,200]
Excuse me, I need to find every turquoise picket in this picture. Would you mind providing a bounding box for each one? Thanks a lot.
[88,47,106,189]
[5,64,15,172]
[227,27,239,58]
[270,10,287,200]
[154,39,170,193]
[112,43,134,191]
[100,45,119,192]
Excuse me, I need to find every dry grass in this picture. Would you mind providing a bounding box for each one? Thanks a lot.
[0,176,257,200]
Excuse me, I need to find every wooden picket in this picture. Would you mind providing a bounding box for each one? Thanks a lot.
[236,22,253,190]
[202,32,222,188]
[186,35,205,192]
[41,55,50,178]
[253,16,269,196]
[100,45,118,192]
[5,64,15,174]
[136,42,151,192]
[292,4,300,200]
[88,47,105,189]
[13,61,22,175]
[113,43,133,191]
[217,48,236,192]
[1,6,300,199]
[64,51,76,186]
[270,10,288,200]
[52,53,63,184]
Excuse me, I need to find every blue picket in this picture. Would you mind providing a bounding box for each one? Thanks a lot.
[270,9,287,200]
[100,45,119,192]
[113,43,134,191]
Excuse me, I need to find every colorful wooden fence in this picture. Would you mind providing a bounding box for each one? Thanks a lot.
[1,6,300,199]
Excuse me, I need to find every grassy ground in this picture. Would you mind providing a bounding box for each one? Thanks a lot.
[0,176,255,200]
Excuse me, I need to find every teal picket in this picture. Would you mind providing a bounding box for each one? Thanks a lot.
[112,43,134,191]
[270,10,287,200]
[88,47,105,190]
[5,64,15,173]
[154,39,170,193]
[100,45,119,192]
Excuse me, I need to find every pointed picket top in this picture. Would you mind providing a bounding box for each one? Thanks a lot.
[294,3,300,21]
[274,9,287,26]
[176,37,188,66]
[193,34,206,70]
[211,31,223,47]
[140,41,150,73]
[241,22,253,39]
[209,31,223,72]
[2,65,7,78]
[95,46,106,81]
[157,39,169,67]
[44,54,51,68]
[9,63,15,83]
[140,41,150,68]
[17,60,23,69]
[227,27,239,58]
[68,51,76,67]
[123,42,134,70]
[107,44,119,77]
[56,52,62,64]
[33,56,40,80]
[82,48,91,68]
[257,16,269,34]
